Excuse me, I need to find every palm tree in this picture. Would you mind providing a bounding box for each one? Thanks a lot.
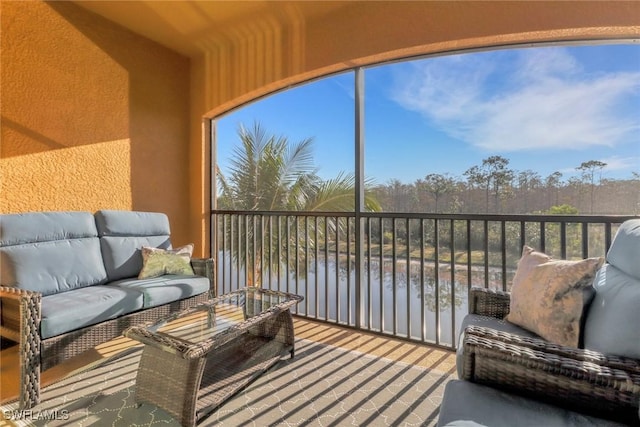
[217,122,381,286]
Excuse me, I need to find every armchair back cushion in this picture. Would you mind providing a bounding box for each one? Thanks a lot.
[584,219,640,359]
[0,211,107,295]
[606,219,640,279]
[95,210,171,281]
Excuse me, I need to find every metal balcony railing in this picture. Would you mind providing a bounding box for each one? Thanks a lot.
[212,211,638,350]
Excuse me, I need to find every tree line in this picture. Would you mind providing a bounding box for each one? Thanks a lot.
[218,124,639,216]
[372,156,640,215]
[216,124,637,289]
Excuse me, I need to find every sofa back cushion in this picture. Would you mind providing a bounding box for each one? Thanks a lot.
[95,210,172,281]
[583,219,640,359]
[0,211,107,295]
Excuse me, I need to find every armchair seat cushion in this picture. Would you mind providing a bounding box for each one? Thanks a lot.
[41,286,144,339]
[456,314,540,378]
[108,275,210,308]
[437,380,627,427]
[460,314,541,338]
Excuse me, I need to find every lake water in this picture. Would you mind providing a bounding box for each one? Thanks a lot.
[216,253,493,346]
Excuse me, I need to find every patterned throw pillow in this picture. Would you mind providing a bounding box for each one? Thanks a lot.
[506,246,604,347]
[138,244,195,279]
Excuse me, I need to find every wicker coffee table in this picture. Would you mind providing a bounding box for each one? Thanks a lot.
[124,287,303,426]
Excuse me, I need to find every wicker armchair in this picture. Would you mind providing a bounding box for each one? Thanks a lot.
[456,287,640,425]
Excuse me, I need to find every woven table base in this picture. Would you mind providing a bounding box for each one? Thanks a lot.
[135,334,291,426]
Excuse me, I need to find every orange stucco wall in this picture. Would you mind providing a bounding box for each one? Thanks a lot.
[1,1,193,247]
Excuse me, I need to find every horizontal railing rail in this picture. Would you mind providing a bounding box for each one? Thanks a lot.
[212,210,638,350]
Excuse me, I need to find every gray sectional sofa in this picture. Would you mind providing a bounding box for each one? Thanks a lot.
[0,210,214,409]
[438,219,640,426]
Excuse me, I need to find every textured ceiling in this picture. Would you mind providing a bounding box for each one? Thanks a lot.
[73,1,640,63]
[74,1,348,57]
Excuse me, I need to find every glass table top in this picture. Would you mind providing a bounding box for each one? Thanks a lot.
[145,287,303,346]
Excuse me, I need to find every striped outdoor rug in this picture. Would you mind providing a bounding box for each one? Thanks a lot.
[1,337,454,426]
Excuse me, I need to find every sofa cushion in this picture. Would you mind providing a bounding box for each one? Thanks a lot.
[0,211,97,246]
[95,210,172,237]
[138,244,195,279]
[505,246,603,347]
[607,219,640,280]
[41,285,144,339]
[0,211,107,295]
[95,210,171,281]
[437,380,626,427]
[583,264,640,359]
[107,275,209,309]
[456,314,540,378]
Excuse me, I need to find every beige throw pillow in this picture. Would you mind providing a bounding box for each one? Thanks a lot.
[138,244,195,279]
[506,246,604,347]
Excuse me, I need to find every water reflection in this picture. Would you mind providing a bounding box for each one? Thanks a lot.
[218,252,505,346]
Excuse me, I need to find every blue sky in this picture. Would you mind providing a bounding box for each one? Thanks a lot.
[216,42,640,185]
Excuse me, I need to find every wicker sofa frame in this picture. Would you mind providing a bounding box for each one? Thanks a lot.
[458,287,640,425]
[0,258,214,410]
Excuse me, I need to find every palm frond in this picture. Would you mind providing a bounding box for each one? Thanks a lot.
[215,122,382,284]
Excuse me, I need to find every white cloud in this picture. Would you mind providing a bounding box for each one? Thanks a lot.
[515,48,582,82]
[600,155,640,173]
[391,48,640,152]
[392,55,493,123]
